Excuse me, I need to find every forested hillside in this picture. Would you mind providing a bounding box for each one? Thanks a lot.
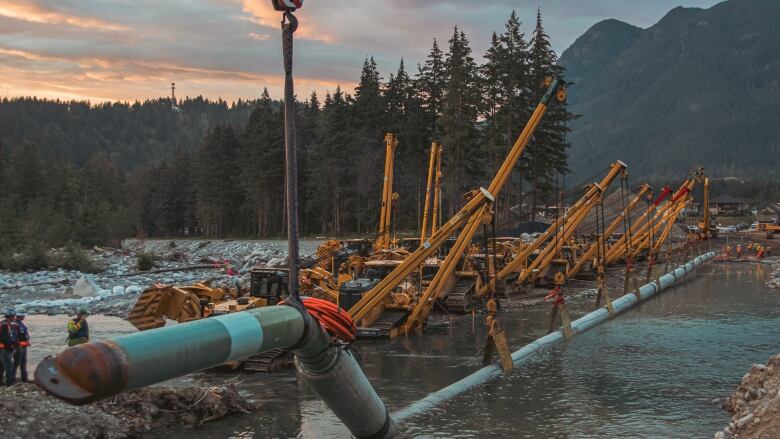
[559,0,780,180]
[0,10,574,252]
[0,97,256,170]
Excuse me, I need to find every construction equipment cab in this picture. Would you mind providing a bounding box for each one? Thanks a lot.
[249,268,289,305]
[757,221,780,238]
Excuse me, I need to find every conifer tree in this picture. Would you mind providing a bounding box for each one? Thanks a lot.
[241,88,284,237]
[441,27,482,214]
[297,91,321,233]
[351,57,386,233]
[498,11,532,222]
[480,32,507,174]
[526,8,575,222]
[417,39,447,139]
[306,88,352,235]
[384,59,429,229]
[194,125,242,237]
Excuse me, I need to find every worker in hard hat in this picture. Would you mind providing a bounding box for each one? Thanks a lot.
[0,309,19,386]
[67,308,90,347]
[736,244,742,259]
[13,309,29,383]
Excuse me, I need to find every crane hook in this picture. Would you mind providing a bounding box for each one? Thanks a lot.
[271,0,303,12]
[283,10,298,34]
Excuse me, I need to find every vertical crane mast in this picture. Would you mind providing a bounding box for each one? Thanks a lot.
[349,78,564,323]
[376,133,398,251]
[698,176,716,239]
[703,176,710,236]
[420,142,440,245]
[432,145,443,234]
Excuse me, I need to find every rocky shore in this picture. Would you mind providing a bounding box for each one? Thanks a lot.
[714,354,780,439]
[0,239,321,317]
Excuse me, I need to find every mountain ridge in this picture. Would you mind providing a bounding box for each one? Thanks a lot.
[559,0,780,181]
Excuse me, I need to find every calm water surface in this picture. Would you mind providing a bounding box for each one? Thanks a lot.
[27,262,780,438]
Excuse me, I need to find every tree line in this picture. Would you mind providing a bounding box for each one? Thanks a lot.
[0,10,574,254]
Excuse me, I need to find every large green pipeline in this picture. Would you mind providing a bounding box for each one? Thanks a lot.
[35,305,397,438]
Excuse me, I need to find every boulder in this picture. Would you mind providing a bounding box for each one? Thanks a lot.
[73,275,99,297]
[266,257,285,268]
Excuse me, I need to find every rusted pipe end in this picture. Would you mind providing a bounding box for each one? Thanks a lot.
[35,341,129,405]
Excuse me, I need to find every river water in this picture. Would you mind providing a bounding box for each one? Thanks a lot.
[25,261,780,438]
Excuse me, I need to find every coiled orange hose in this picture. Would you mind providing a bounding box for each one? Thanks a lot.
[282,297,356,342]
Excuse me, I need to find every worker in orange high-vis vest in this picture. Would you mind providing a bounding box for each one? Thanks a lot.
[0,309,19,386]
[13,309,29,383]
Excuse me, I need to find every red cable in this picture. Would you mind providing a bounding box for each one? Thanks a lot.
[545,286,565,306]
[281,297,356,342]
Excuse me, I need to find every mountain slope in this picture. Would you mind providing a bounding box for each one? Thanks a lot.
[559,0,780,181]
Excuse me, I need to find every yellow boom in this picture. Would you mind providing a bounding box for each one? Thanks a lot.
[349,78,565,328]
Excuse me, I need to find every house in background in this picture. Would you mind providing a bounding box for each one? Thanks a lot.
[682,201,701,216]
[709,195,750,216]
[756,202,780,223]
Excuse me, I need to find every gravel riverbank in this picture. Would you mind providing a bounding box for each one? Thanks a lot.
[715,353,780,439]
[0,239,322,317]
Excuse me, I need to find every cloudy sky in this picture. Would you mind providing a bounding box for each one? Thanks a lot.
[0,0,722,102]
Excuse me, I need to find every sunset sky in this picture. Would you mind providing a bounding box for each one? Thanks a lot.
[0,0,722,103]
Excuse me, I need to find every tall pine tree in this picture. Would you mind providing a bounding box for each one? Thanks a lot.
[526,8,575,222]
[441,27,482,215]
[240,88,284,237]
[417,39,447,140]
[384,59,430,230]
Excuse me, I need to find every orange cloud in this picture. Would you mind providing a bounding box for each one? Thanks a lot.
[0,47,49,61]
[248,32,271,41]
[0,47,354,103]
[0,1,126,31]
[238,0,333,42]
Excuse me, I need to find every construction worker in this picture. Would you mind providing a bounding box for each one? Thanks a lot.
[13,309,29,383]
[67,308,90,347]
[736,244,743,259]
[0,309,19,386]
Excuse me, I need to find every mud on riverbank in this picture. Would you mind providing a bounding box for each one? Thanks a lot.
[0,383,254,438]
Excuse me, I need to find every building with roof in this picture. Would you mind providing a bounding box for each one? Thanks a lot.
[710,195,750,215]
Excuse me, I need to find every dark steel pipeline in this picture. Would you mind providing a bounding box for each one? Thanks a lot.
[35,306,305,404]
[35,305,397,438]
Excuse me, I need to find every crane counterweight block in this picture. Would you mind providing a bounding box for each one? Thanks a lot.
[653,186,673,206]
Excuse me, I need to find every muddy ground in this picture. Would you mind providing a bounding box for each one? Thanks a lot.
[0,383,253,439]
